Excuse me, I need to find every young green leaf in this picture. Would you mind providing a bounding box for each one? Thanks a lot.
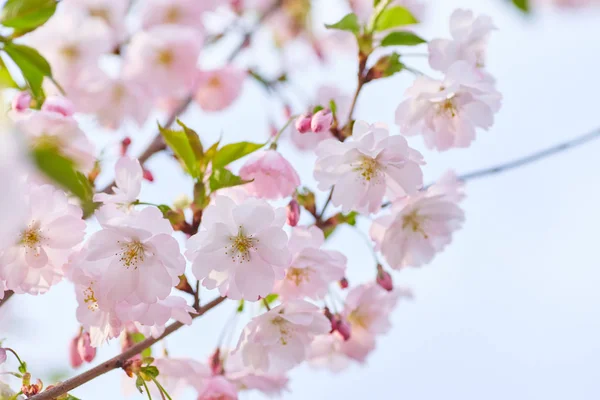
[1,0,57,32]
[209,168,252,192]
[375,6,418,31]
[2,42,52,99]
[380,31,426,46]
[211,141,264,169]
[176,120,203,160]
[325,13,360,34]
[512,0,530,12]
[366,52,405,81]
[158,124,200,178]
[0,57,19,89]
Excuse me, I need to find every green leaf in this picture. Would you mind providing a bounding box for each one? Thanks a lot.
[2,42,52,100]
[1,0,57,32]
[159,124,200,178]
[140,366,159,379]
[0,57,19,89]
[312,105,324,114]
[193,181,207,209]
[130,332,151,359]
[264,293,279,305]
[380,31,426,46]
[375,6,418,31]
[366,52,405,80]
[209,168,252,192]
[135,376,144,393]
[328,99,337,116]
[211,141,264,169]
[31,146,96,214]
[237,299,245,313]
[325,13,360,34]
[512,0,530,12]
[176,120,203,160]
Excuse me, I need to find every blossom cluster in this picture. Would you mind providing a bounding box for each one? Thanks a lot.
[0,1,506,399]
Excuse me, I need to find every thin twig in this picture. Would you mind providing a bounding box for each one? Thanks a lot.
[29,297,227,400]
[0,290,14,309]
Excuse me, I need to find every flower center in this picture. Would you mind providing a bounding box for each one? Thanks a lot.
[60,45,80,62]
[112,83,126,102]
[118,240,146,269]
[347,309,369,330]
[402,210,428,238]
[225,228,257,263]
[83,284,99,311]
[156,49,174,66]
[89,7,110,23]
[438,99,457,118]
[271,315,292,345]
[208,76,222,89]
[285,267,311,286]
[20,223,44,249]
[354,156,382,182]
[164,6,181,23]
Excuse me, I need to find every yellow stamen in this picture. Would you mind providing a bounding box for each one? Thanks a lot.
[118,240,146,269]
[402,210,429,239]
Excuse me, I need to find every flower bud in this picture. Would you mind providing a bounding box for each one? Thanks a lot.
[121,137,132,155]
[376,264,393,292]
[11,91,31,112]
[209,348,224,375]
[69,337,83,368]
[42,95,75,117]
[77,332,96,363]
[286,199,300,227]
[295,114,312,133]
[311,109,333,133]
[339,277,349,289]
[142,169,154,182]
[331,315,351,341]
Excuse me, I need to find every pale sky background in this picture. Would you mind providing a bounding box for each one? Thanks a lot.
[2,0,600,399]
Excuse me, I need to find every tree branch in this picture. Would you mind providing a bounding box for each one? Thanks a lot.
[29,297,227,400]
[0,290,14,309]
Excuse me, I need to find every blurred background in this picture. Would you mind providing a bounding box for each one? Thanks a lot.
[2,0,600,398]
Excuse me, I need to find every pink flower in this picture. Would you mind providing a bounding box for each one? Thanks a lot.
[235,300,330,372]
[308,333,352,372]
[71,67,152,129]
[76,332,96,363]
[0,184,85,295]
[225,352,289,396]
[11,92,31,112]
[152,358,211,395]
[290,86,350,151]
[294,114,312,134]
[340,283,400,362]
[194,67,246,112]
[12,110,96,173]
[314,121,424,214]
[140,0,218,31]
[376,264,394,291]
[60,0,128,43]
[429,9,496,72]
[239,150,301,200]
[0,131,28,250]
[94,156,143,222]
[83,206,185,305]
[395,61,502,151]
[198,376,238,400]
[274,227,346,301]
[23,12,112,86]
[286,199,300,227]
[42,96,75,117]
[186,196,290,300]
[124,25,202,97]
[370,172,465,269]
[69,335,83,368]
[115,296,195,338]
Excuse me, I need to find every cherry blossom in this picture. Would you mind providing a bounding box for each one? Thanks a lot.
[11,109,96,173]
[225,352,289,396]
[140,0,218,31]
[198,376,238,400]
[24,11,113,86]
[429,9,496,73]
[274,226,346,300]
[340,283,400,362]
[0,130,28,250]
[370,172,465,269]
[395,61,501,151]
[239,150,301,200]
[194,67,246,112]
[308,333,352,372]
[187,196,290,300]
[59,0,128,43]
[124,25,202,97]
[314,120,424,214]
[235,300,330,372]
[94,156,143,222]
[83,206,185,305]
[152,358,211,395]
[0,184,85,295]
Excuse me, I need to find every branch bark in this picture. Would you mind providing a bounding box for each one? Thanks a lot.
[0,290,14,309]
[29,296,227,400]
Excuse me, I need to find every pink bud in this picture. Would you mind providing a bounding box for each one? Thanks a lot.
[376,265,393,292]
[77,332,96,363]
[11,91,31,112]
[69,337,83,368]
[286,199,300,226]
[209,348,224,375]
[42,95,75,117]
[331,315,352,341]
[121,137,132,156]
[295,114,312,134]
[339,277,349,289]
[311,109,333,133]
[142,169,154,182]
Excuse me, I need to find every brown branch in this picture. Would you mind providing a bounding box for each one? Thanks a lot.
[30,296,227,400]
[0,290,14,309]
